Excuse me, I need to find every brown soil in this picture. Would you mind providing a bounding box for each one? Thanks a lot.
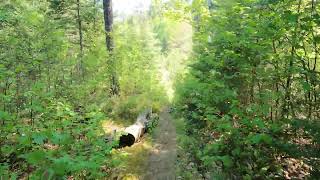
[109,109,177,180]
[143,109,177,180]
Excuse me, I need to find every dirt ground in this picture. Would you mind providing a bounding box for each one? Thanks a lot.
[109,108,177,180]
[143,109,177,180]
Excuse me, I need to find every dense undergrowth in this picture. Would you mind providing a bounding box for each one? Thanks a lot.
[174,0,320,179]
[0,1,167,178]
[2,0,320,179]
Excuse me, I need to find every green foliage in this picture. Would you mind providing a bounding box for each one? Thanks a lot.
[175,0,320,179]
[146,114,160,133]
[0,0,167,178]
[3,0,319,179]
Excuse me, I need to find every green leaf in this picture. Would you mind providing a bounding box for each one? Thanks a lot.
[18,136,32,146]
[23,150,46,165]
[231,147,241,156]
[51,156,72,176]
[243,174,252,180]
[50,133,72,145]
[0,111,12,121]
[217,122,232,131]
[301,81,311,91]
[220,155,233,168]
[32,133,47,145]
[253,118,265,129]
[249,134,272,145]
[1,145,14,156]
[0,163,9,179]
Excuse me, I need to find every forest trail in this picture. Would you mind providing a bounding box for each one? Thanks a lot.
[143,108,177,180]
[110,108,177,179]
[110,21,190,180]
[141,21,192,179]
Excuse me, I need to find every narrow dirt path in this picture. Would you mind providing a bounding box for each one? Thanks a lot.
[143,108,177,180]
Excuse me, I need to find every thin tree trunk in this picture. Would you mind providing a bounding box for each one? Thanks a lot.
[77,0,84,78]
[93,0,96,30]
[15,72,21,118]
[282,0,302,118]
[311,0,318,119]
[103,0,114,52]
[272,40,280,120]
[103,0,119,95]
[2,81,9,125]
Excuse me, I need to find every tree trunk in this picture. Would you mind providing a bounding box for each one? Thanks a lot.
[103,0,114,52]
[119,109,153,147]
[93,0,96,29]
[103,0,119,95]
[282,0,302,118]
[76,0,84,78]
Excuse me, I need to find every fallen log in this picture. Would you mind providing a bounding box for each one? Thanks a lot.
[119,109,152,148]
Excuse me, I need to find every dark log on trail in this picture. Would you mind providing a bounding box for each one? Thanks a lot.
[119,109,152,148]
